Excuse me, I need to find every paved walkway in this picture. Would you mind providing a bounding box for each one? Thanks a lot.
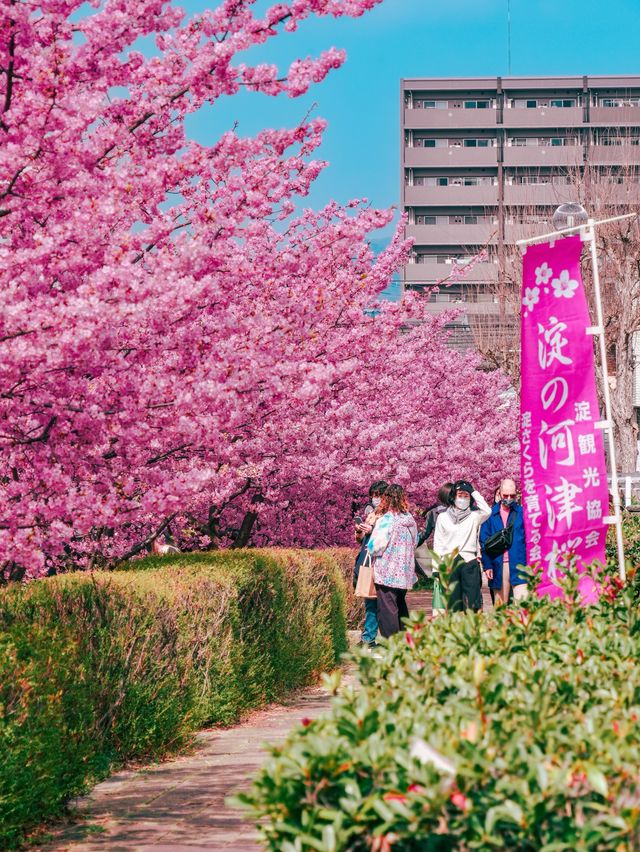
[42,682,337,851]
[41,588,490,851]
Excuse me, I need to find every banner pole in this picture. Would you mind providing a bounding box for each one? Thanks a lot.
[586,218,626,582]
[516,212,637,247]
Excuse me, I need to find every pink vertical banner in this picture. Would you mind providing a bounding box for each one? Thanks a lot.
[520,234,609,600]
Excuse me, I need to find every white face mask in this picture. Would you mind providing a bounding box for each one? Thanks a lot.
[372,497,381,508]
[455,496,470,511]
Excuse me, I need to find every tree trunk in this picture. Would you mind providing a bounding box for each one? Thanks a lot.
[206,504,220,548]
[612,331,638,472]
[232,510,258,549]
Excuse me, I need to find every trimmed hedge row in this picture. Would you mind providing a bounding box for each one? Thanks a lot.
[241,567,640,850]
[0,548,351,849]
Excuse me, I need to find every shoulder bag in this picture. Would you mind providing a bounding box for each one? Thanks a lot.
[483,516,515,559]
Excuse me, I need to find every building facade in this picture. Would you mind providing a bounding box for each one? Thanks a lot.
[401,75,640,349]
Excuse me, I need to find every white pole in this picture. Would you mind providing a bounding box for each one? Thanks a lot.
[625,476,632,508]
[516,212,637,247]
[586,218,626,582]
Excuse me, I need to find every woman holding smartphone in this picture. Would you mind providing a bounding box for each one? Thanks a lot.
[353,480,388,648]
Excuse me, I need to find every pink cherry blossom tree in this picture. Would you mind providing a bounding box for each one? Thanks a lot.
[0,0,517,579]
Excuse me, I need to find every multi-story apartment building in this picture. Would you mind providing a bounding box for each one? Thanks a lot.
[401,75,640,350]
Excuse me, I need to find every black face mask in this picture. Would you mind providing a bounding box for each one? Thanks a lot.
[501,498,515,507]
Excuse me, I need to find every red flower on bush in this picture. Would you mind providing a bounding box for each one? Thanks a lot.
[383,791,407,803]
[450,788,470,811]
[405,631,416,649]
[602,575,625,603]
[301,717,312,728]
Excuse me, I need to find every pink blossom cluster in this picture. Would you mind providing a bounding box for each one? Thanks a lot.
[0,0,517,578]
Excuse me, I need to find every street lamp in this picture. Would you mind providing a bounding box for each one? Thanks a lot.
[552,202,588,231]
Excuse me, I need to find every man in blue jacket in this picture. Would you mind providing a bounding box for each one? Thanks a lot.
[480,478,528,604]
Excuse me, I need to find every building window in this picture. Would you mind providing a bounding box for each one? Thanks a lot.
[599,134,622,146]
[599,97,640,107]
[526,99,538,108]
[415,99,448,109]
[550,98,577,107]
[420,138,448,148]
[416,215,437,225]
[550,137,566,146]
[463,138,491,148]
[513,174,552,184]
[464,215,478,224]
[464,100,490,109]
[437,177,448,186]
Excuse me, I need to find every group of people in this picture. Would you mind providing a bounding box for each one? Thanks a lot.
[353,477,527,645]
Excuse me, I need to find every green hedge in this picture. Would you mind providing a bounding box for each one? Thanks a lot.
[328,548,360,630]
[0,549,349,849]
[240,567,640,850]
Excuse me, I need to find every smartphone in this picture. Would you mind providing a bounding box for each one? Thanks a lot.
[354,514,364,525]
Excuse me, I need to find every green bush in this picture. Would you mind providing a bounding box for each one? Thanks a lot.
[240,567,640,850]
[326,548,360,630]
[0,548,349,849]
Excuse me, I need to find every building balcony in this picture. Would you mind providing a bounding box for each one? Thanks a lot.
[504,222,553,243]
[407,222,497,246]
[502,145,584,167]
[503,182,577,206]
[404,146,498,168]
[419,300,503,321]
[589,106,640,126]
[403,107,498,129]
[502,107,583,128]
[404,184,498,206]
[403,261,499,284]
[586,144,640,166]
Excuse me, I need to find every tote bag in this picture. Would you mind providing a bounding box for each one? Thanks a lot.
[432,575,446,618]
[354,551,376,599]
[414,539,433,577]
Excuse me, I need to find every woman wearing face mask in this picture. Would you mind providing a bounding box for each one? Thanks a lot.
[354,480,388,647]
[480,478,528,604]
[433,479,491,612]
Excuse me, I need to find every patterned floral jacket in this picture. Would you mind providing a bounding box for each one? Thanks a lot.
[367,511,418,589]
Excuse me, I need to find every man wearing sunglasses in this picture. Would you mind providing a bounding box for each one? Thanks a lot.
[480,478,528,604]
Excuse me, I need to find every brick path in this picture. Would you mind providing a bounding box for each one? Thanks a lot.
[41,587,491,851]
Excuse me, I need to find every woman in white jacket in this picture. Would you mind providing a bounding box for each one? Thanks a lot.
[433,479,491,612]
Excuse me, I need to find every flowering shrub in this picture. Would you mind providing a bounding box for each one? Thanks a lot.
[0,549,348,848]
[240,567,640,850]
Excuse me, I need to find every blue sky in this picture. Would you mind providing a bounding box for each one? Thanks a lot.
[183,0,640,236]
